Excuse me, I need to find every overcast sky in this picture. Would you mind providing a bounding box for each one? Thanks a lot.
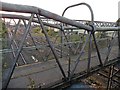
[1,0,120,22]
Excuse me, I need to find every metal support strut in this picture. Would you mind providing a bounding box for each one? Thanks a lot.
[1,1,120,89]
[107,66,114,90]
[36,11,66,79]
[3,14,34,89]
[61,2,95,80]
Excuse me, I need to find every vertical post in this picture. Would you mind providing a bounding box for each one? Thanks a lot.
[8,19,21,49]
[118,31,120,58]
[107,65,114,90]
[60,28,63,58]
[92,33,103,66]
[116,18,120,88]
[68,29,71,77]
[68,56,71,77]
[117,19,120,58]
[87,31,92,73]
[118,2,120,58]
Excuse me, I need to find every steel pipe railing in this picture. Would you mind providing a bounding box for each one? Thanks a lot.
[1,13,119,31]
[1,1,120,89]
[61,2,95,80]
[0,2,92,31]
[1,2,119,32]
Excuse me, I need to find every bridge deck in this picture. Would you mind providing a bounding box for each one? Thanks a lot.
[7,46,118,88]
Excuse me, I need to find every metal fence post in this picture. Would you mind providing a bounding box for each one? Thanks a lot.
[107,65,114,90]
[117,19,120,58]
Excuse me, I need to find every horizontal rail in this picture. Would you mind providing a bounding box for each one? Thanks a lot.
[1,2,92,31]
[1,37,110,53]
[1,2,120,32]
[1,13,120,31]
[44,58,120,88]
[1,14,61,29]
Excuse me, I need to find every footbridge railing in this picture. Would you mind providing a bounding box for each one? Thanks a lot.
[0,2,120,89]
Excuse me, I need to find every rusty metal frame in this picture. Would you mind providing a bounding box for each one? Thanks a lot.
[2,14,34,89]
[0,1,120,89]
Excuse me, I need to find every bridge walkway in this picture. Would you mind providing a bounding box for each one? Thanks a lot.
[7,46,118,88]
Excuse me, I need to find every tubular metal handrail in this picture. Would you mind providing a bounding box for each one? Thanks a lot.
[1,13,119,31]
[1,1,120,89]
[1,2,119,31]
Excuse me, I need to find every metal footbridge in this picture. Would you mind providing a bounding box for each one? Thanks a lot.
[0,2,120,89]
